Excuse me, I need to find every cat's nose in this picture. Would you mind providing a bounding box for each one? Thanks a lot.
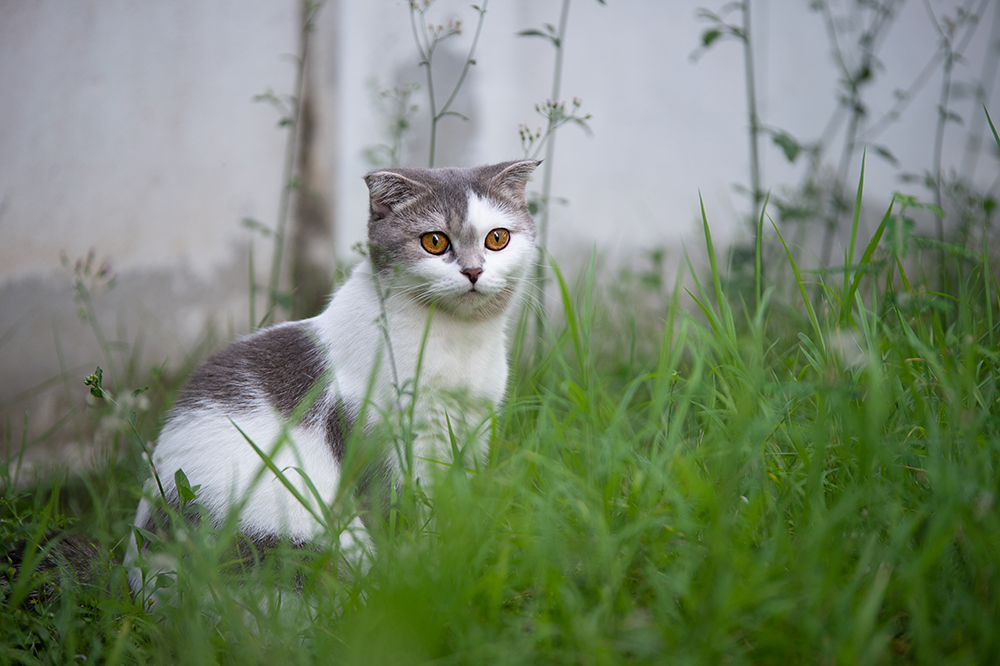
[462,267,483,284]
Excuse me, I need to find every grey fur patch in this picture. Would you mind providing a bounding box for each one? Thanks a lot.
[173,324,327,419]
[231,532,280,568]
[356,457,400,532]
[136,491,204,553]
[137,493,298,572]
[324,398,356,463]
[228,532,310,573]
[471,160,540,210]
[138,506,171,542]
[7,533,105,596]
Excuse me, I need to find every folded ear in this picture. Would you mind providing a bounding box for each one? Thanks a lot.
[364,171,430,218]
[488,160,541,206]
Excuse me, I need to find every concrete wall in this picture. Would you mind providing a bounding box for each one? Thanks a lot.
[1,0,300,458]
[2,0,999,463]
[328,0,1000,257]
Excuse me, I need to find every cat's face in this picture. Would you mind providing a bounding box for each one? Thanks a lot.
[364,161,539,320]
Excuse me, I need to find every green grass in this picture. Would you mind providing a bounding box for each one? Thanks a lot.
[4,181,1000,664]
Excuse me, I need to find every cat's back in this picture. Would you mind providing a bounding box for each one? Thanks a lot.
[151,318,344,493]
[172,321,327,420]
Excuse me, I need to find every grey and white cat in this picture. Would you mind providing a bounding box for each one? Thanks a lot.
[125,160,539,591]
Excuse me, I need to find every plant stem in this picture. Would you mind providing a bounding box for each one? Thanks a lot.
[266,2,318,325]
[960,2,1000,180]
[435,2,488,132]
[742,0,763,239]
[77,283,119,386]
[410,0,489,167]
[821,100,864,270]
[534,0,572,357]
[249,238,256,330]
[817,1,898,270]
[410,6,439,167]
[931,49,954,240]
[922,0,989,287]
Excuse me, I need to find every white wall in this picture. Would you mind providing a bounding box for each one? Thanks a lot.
[2,0,999,449]
[0,0,300,281]
[0,0,300,449]
[327,0,1000,262]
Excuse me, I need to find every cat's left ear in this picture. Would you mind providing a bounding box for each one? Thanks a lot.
[488,160,541,206]
[365,171,429,219]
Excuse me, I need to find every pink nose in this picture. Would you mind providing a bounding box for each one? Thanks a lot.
[462,267,483,284]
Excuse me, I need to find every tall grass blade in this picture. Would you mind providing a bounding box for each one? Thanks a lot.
[986,104,1000,152]
[8,488,61,610]
[842,149,866,319]
[842,197,895,327]
[684,250,722,337]
[699,192,736,340]
[770,219,824,352]
[756,191,769,314]
[981,105,997,345]
[550,258,585,376]
[104,619,132,666]
[230,420,329,530]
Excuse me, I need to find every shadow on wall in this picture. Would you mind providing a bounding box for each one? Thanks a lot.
[393,45,479,169]
[0,246,261,479]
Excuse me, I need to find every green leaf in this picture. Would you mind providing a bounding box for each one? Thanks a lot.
[702,28,722,47]
[154,573,175,590]
[772,131,800,162]
[872,144,898,166]
[242,217,274,237]
[942,110,963,125]
[174,469,198,504]
[271,290,294,312]
[517,28,559,48]
[912,235,982,261]
[893,192,944,217]
[84,367,105,399]
[886,215,915,258]
[985,104,1000,152]
[133,526,159,550]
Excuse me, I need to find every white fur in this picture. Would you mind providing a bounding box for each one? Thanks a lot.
[316,194,530,480]
[126,192,529,595]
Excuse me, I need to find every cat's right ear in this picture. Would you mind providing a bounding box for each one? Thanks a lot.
[364,171,429,219]
[487,160,541,206]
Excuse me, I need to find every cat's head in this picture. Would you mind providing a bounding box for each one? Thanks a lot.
[364,160,539,320]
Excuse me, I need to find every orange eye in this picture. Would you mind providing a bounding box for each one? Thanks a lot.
[485,228,510,251]
[420,232,450,255]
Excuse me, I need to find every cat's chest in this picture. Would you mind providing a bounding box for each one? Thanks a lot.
[315,268,512,408]
[394,315,509,404]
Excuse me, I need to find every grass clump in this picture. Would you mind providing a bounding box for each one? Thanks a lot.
[4,172,1000,664]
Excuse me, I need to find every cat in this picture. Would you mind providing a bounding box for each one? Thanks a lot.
[124,160,539,595]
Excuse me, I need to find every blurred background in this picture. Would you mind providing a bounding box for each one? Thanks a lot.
[2,0,998,472]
